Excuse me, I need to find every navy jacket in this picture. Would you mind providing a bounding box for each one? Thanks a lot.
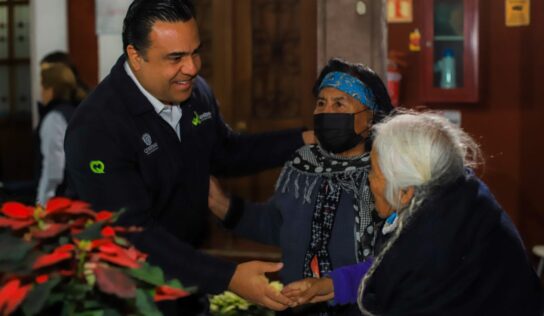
[64,56,304,295]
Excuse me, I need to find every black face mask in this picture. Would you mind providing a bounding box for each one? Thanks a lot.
[314,112,368,153]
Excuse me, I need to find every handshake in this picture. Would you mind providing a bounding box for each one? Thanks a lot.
[227,261,335,311]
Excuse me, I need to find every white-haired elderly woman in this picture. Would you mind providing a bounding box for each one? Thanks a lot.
[282,112,543,315]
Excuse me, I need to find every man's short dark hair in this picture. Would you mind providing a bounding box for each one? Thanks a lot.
[122,0,196,58]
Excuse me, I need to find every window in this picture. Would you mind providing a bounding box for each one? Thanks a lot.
[0,0,30,118]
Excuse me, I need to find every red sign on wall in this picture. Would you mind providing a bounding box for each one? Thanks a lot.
[387,0,413,23]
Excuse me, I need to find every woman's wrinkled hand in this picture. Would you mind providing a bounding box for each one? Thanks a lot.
[281,277,334,305]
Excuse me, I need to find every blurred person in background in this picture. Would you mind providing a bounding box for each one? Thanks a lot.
[36,63,86,205]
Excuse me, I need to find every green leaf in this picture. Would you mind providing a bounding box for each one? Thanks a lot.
[103,309,123,316]
[113,236,128,247]
[64,281,92,301]
[45,292,64,305]
[0,232,34,262]
[111,209,126,223]
[82,300,103,310]
[165,279,182,289]
[0,250,38,274]
[135,289,162,316]
[75,222,104,240]
[59,236,69,245]
[126,262,165,286]
[22,277,61,316]
[61,301,77,316]
[164,278,196,294]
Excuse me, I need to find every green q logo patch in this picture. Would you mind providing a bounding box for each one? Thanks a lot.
[192,111,202,126]
[90,160,105,174]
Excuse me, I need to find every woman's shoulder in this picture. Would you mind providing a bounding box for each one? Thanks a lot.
[40,111,68,132]
[291,144,320,163]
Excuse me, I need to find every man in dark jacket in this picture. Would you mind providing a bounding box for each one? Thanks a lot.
[64,0,313,314]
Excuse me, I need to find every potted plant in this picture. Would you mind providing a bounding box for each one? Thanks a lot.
[0,197,192,316]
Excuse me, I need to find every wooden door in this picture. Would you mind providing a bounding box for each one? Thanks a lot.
[197,0,317,260]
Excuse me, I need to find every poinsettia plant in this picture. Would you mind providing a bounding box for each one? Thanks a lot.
[0,197,193,316]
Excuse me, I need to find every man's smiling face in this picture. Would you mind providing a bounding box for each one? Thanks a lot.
[128,19,202,104]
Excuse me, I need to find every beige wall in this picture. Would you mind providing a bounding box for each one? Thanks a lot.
[30,0,68,128]
[317,0,387,78]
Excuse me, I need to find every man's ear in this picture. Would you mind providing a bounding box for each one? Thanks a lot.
[400,186,415,206]
[126,45,143,71]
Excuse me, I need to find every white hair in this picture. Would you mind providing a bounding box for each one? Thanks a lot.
[357,110,482,315]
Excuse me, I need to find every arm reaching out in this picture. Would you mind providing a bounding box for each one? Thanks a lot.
[282,277,334,305]
[228,261,296,311]
[282,258,374,306]
[208,177,230,220]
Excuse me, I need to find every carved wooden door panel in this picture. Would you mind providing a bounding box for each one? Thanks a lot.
[231,0,317,201]
[196,0,317,259]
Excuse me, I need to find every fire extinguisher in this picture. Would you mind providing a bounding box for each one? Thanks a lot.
[386,50,407,107]
[387,64,402,107]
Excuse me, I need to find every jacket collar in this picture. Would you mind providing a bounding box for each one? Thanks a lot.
[110,55,156,117]
[110,55,200,117]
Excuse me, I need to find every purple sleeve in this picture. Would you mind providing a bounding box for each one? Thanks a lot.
[329,259,373,305]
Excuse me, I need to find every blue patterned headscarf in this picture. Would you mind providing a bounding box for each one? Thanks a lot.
[318,71,377,110]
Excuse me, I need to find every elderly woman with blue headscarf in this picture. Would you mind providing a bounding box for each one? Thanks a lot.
[208,58,394,315]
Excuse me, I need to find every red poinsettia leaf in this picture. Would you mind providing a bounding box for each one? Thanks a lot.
[35,274,49,284]
[0,279,31,316]
[0,217,35,230]
[153,285,190,302]
[95,211,113,222]
[94,266,136,299]
[91,238,113,249]
[70,227,83,235]
[112,226,127,233]
[46,199,96,218]
[70,218,87,227]
[100,226,116,238]
[113,226,144,233]
[97,253,140,269]
[31,223,69,239]
[33,251,72,270]
[67,200,91,211]
[98,242,122,255]
[68,218,88,236]
[0,279,19,312]
[64,208,97,217]
[126,247,147,262]
[59,269,75,277]
[45,197,72,214]
[5,283,31,315]
[1,202,33,219]
[54,244,75,253]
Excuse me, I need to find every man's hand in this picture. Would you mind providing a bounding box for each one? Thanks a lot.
[302,130,316,145]
[228,261,296,311]
[208,177,230,220]
[282,277,334,305]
